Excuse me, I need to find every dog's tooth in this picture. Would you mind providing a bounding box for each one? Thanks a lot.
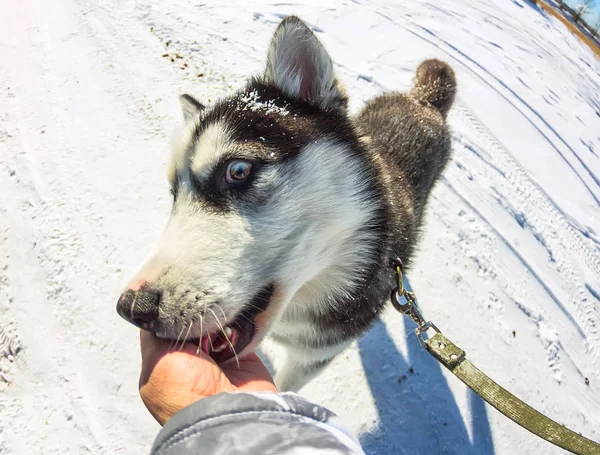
[213,344,226,353]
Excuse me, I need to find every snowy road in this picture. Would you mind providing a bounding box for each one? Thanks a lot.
[1,0,599,453]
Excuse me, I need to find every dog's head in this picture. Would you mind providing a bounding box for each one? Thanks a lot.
[117,16,382,362]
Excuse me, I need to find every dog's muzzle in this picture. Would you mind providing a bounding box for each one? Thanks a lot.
[116,283,275,364]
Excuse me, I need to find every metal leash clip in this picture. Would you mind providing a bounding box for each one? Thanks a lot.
[390,258,440,346]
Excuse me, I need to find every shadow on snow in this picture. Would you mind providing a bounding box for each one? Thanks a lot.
[358,279,495,455]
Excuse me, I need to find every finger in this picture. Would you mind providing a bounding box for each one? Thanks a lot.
[139,329,170,360]
[139,330,172,387]
[140,344,235,422]
[139,331,226,391]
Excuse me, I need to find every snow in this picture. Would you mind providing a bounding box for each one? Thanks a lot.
[1,0,599,453]
[240,89,291,116]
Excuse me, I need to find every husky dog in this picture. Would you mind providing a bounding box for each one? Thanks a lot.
[117,16,456,391]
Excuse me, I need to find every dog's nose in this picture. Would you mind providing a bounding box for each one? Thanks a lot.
[116,287,161,330]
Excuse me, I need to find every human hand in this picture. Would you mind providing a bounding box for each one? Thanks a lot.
[139,330,277,425]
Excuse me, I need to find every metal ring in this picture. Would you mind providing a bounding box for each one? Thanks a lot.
[395,265,404,295]
[416,322,441,347]
[390,289,408,313]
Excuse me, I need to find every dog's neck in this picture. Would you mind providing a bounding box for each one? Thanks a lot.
[273,140,392,345]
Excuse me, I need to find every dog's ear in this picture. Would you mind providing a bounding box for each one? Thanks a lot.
[264,16,347,111]
[179,94,205,122]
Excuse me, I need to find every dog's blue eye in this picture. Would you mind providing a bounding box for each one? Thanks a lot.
[225,160,253,184]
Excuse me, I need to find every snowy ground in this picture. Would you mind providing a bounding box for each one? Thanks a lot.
[1,0,599,453]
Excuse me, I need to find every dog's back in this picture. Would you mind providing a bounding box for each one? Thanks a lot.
[356,59,456,229]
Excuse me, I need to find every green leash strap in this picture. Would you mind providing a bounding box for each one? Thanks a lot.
[389,259,600,455]
[425,333,600,455]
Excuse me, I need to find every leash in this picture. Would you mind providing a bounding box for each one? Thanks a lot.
[389,258,600,455]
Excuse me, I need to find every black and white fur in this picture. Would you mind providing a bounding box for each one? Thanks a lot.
[117,16,456,391]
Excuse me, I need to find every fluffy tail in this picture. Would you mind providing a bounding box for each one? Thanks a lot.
[410,59,456,118]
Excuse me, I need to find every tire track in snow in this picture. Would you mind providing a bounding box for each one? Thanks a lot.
[0,206,22,394]
[451,100,600,370]
[0,100,22,397]
[0,1,165,452]
[0,71,107,454]
[392,16,600,208]
[0,324,21,391]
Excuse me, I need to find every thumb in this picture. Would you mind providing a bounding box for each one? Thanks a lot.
[139,330,230,392]
[138,331,233,425]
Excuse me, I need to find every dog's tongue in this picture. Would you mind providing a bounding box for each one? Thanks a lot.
[200,316,255,363]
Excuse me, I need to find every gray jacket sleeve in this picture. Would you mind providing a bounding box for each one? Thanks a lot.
[151,391,365,454]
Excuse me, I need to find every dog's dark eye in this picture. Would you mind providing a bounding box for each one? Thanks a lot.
[225,160,253,184]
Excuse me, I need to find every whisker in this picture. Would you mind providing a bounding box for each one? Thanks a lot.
[171,324,186,351]
[266,327,296,343]
[240,302,269,312]
[208,329,215,351]
[213,303,241,363]
[236,312,255,325]
[179,320,193,351]
[196,314,204,355]
[208,307,239,368]
[227,309,298,343]
[213,303,227,321]
[239,301,285,315]
[204,302,215,351]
